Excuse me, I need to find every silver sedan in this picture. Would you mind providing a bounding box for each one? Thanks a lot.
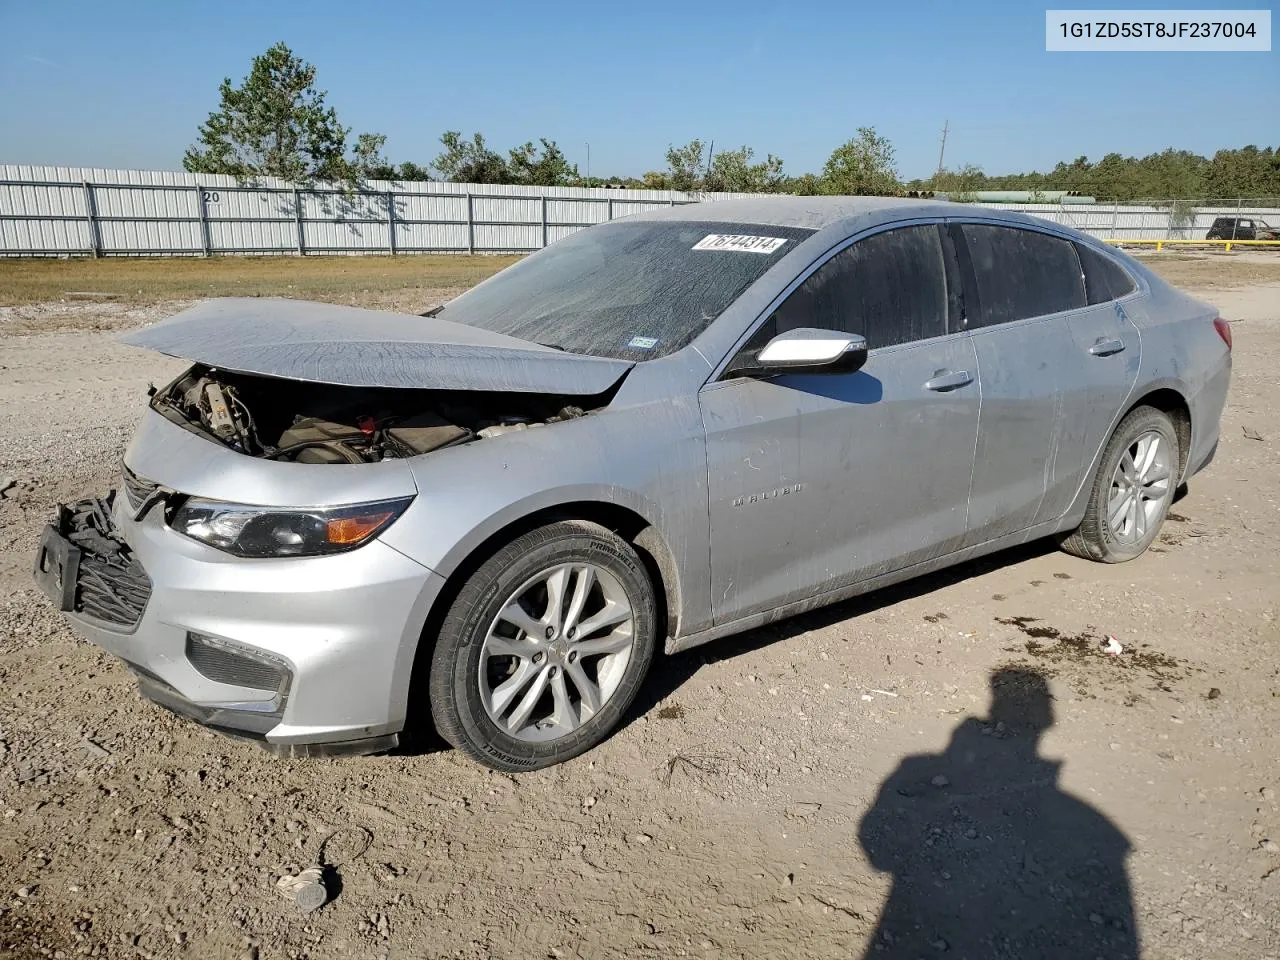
[34,197,1231,770]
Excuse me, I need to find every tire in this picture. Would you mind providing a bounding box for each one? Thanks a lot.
[428,520,656,772]
[1060,406,1180,563]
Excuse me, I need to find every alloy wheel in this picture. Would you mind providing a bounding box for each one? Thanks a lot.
[478,563,635,742]
[1106,430,1173,545]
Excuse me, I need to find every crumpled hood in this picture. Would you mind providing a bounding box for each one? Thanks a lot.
[118,298,635,394]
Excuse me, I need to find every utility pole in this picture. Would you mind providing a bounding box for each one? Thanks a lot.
[585,142,590,182]
[935,120,949,183]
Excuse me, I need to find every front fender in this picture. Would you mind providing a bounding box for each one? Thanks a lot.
[377,400,713,638]
[405,482,672,578]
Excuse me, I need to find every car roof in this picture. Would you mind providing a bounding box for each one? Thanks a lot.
[623,195,1073,235]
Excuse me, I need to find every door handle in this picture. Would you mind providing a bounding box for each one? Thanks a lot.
[923,370,974,392]
[1089,338,1125,357]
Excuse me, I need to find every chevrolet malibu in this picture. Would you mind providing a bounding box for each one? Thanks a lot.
[33,197,1231,771]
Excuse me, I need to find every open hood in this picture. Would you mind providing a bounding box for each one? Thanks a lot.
[119,298,635,394]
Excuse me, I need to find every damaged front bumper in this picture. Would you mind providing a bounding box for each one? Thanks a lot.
[34,490,443,757]
[34,495,152,630]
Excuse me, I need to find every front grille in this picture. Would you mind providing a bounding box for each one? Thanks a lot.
[64,498,152,629]
[185,633,289,693]
[121,466,159,510]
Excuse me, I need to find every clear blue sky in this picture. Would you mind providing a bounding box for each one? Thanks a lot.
[1,0,1276,179]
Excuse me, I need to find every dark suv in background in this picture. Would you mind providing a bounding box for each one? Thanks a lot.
[1206,217,1279,241]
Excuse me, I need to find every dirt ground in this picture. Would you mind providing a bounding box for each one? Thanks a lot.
[0,254,1277,959]
[0,256,522,308]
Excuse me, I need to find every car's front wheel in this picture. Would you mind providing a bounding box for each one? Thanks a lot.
[1060,405,1179,562]
[429,520,656,771]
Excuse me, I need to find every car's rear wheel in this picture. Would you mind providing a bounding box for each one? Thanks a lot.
[1060,405,1179,562]
[429,520,656,771]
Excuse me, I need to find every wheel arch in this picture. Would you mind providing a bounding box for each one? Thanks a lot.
[1125,385,1192,482]
[1060,381,1193,530]
[400,499,682,743]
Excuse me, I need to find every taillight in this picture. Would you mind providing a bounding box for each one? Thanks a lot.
[1213,317,1232,351]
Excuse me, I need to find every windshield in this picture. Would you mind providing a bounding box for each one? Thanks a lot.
[433,220,814,361]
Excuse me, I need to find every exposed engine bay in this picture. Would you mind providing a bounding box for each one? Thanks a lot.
[151,365,598,464]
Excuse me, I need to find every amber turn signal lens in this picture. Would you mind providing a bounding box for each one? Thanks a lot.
[326,512,395,545]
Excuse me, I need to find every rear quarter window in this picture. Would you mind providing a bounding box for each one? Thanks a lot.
[959,224,1086,327]
[1075,242,1137,304]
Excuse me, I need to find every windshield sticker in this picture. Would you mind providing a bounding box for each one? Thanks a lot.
[627,335,659,350]
[692,234,789,254]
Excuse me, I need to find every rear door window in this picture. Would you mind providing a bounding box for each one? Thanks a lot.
[958,224,1086,327]
[1075,242,1137,304]
[763,224,949,351]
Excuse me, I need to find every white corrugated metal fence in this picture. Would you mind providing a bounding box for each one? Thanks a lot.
[2,165,1278,256]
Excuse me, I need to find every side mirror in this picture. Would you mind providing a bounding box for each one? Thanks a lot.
[754,327,868,374]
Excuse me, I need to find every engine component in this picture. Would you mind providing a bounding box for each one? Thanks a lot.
[203,383,236,439]
[152,365,603,465]
[276,418,369,464]
[475,407,583,440]
[384,412,470,455]
[477,422,531,439]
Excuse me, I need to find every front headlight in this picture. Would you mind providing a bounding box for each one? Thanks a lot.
[170,496,413,558]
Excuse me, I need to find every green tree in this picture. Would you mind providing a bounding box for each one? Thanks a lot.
[640,170,672,190]
[664,140,708,192]
[782,173,824,196]
[393,161,434,182]
[976,147,1221,201]
[703,146,786,193]
[1087,152,1137,199]
[358,159,435,182]
[433,131,511,183]
[183,42,380,185]
[350,133,389,178]
[932,163,987,199]
[1206,145,1280,199]
[581,175,645,189]
[820,128,900,196]
[1138,148,1208,199]
[507,139,579,186]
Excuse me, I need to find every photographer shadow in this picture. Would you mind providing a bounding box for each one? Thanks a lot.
[858,667,1138,959]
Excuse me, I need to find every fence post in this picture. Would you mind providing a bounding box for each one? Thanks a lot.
[293,188,305,256]
[466,193,475,254]
[607,197,614,222]
[194,185,211,257]
[81,181,100,258]
[386,191,396,255]
[1110,202,1119,240]
[1234,197,1242,240]
[541,195,548,248]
